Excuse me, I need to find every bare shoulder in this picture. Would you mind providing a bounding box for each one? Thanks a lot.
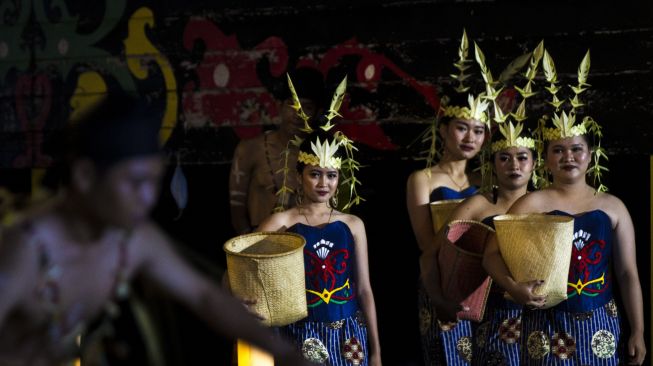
[234,134,265,158]
[407,168,429,187]
[334,212,365,236]
[128,222,172,257]
[131,221,169,242]
[593,191,629,223]
[595,191,626,209]
[508,190,551,214]
[0,218,44,293]
[256,209,298,232]
[1,205,58,254]
[407,167,448,200]
[450,193,490,221]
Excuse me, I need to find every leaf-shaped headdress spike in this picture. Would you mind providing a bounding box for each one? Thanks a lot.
[473,42,538,146]
[473,41,541,190]
[322,75,347,130]
[286,75,365,210]
[539,49,607,193]
[542,50,564,110]
[541,49,590,141]
[420,30,495,179]
[287,73,314,134]
[274,72,321,212]
[514,40,544,100]
[451,29,472,93]
[294,76,349,169]
[569,50,591,110]
[475,42,502,102]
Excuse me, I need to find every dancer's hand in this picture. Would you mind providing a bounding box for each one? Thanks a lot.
[240,297,266,321]
[434,298,468,323]
[627,332,646,365]
[508,279,546,308]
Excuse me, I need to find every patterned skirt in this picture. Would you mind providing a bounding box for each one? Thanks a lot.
[519,298,623,365]
[418,282,473,365]
[280,312,368,366]
[473,292,522,365]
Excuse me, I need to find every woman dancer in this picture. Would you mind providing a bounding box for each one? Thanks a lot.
[483,50,646,365]
[258,76,381,365]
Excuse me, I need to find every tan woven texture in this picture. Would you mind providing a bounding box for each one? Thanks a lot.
[493,214,574,308]
[224,232,307,326]
[430,198,464,232]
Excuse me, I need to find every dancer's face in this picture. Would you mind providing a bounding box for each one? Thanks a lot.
[85,155,165,228]
[494,147,534,190]
[300,165,339,204]
[545,135,591,183]
[440,118,486,160]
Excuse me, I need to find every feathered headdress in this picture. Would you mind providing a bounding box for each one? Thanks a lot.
[275,74,363,211]
[537,49,607,192]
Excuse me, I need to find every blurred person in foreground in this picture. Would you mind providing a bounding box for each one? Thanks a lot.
[0,93,311,366]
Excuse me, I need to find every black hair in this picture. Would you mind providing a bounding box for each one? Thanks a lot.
[68,93,162,167]
[438,84,472,125]
[45,93,163,189]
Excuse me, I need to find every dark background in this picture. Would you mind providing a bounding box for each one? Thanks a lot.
[0,0,651,365]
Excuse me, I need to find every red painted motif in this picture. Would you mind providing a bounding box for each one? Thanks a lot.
[298,38,442,150]
[182,19,288,139]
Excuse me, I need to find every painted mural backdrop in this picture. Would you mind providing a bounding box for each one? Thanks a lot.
[1,0,652,173]
[0,0,451,174]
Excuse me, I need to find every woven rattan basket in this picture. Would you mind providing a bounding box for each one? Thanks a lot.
[430,198,464,232]
[224,232,307,326]
[493,214,574,308]
[438,220,494,321]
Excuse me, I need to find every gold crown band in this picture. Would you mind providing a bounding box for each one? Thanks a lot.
[297,151,342,169]
[542,125,587,141]
[440,104,488,123]
[491,137,536,153]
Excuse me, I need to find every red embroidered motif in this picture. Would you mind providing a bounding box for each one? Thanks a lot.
[305,248,354,305]
[568,239,609,296]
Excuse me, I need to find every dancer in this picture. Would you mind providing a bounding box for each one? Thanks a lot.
[407,30,488,365]
[483,49,646,365]
[0,94,310,366]
[258,76,381,365]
